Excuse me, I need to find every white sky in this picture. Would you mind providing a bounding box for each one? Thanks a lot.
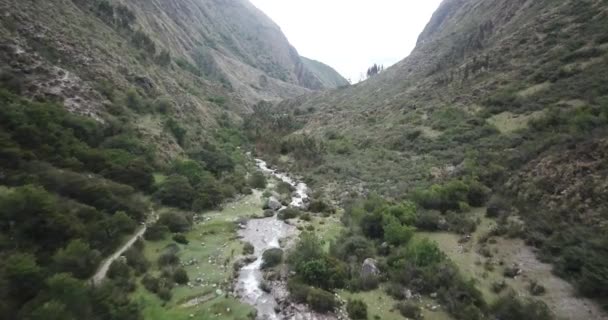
[250,0,443,82]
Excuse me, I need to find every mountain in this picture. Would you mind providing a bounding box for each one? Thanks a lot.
[0,0,346,319]
[2,0,608,319]
[250,0,608,315]
[301,57,349,88]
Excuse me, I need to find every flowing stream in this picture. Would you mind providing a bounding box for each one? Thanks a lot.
[234,159,308,319]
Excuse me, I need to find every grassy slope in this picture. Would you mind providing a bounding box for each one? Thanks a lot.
[135,193,264,319]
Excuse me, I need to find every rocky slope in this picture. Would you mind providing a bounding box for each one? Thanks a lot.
[252,0,608,313]
[0,0,346,162]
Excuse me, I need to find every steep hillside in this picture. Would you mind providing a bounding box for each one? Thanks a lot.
[248,0,608,315]
[301,57,349,88]
[0,0,346,319]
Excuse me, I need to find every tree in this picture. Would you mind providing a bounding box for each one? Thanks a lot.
[3,253,43,305]
[155,175,195,209]
[111,211,137,234]
[45,273,90,318]
[144,222,169,241]
[53,239,101,279]
[29,301,75,320]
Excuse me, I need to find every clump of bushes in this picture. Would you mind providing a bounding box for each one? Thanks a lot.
[411,178,490,213]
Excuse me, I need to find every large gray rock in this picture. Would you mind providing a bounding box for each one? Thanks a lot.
[361,258,379,277]
[267,197,282,211]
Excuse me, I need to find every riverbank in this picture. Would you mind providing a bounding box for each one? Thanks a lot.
[132,195,262,320]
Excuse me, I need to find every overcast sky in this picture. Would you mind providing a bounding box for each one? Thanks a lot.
[249,0,443,82]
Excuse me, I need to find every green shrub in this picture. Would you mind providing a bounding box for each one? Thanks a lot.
[486,195,509,217]
[309,199,334,213]
[157,287,172,301]
[248,171,267,189]
[287,278,311,303]
[124,246,149,275]
[278,208,301,220]
[165,118,187,146]
[155,175,196,209]
[360,211,385,239]
[397,302,422,320]
[142,274,160,293]
[346,299,368,320]
[243,242,255,255]
[159,211,192,233]
[157,252,179,267]
[415,210,443,231]
[173,267,189,285]
[172,234,189,245]
[145,222,169,241]
[383,214,415,245]
[261,248,283,269]
[330,235,374,263]
[490,293,551,320]
[306,287,337,313]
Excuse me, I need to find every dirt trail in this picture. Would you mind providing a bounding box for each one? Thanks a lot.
[91,225,147,285]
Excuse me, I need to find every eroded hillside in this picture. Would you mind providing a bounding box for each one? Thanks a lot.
[248,0,608,315]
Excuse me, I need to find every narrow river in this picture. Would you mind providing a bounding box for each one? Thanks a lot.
[234,159,309,319]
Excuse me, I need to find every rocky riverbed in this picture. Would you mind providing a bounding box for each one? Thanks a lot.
[233,160,343,320]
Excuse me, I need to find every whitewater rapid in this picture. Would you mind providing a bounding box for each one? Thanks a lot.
[234,159,308,319]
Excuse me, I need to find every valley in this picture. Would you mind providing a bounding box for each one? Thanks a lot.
[0,0,607,319]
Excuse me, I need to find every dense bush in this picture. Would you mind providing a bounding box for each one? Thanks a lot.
[308,199,334,214]
[172,233,189,245]
[397,302,423,320]
[145,222,169,241]
[411,178,489,213]
[248,171,267,189]
[383,214,415,245]
[261,248,283,269]
[386,239,485,319]
[165,118,186,146]
[490,293,551,320]
[173,267,189,285]
[157,252,179,267]
[243,242,255,255]
[278,208,301,220]
[155,175,196,209]
[330,235,375,263]
[306,287,337,313]
[158,211,192,233]
[346,299,368,320]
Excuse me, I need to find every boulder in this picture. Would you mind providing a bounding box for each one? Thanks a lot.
[267,197,282,211]
[361,258,380,277]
